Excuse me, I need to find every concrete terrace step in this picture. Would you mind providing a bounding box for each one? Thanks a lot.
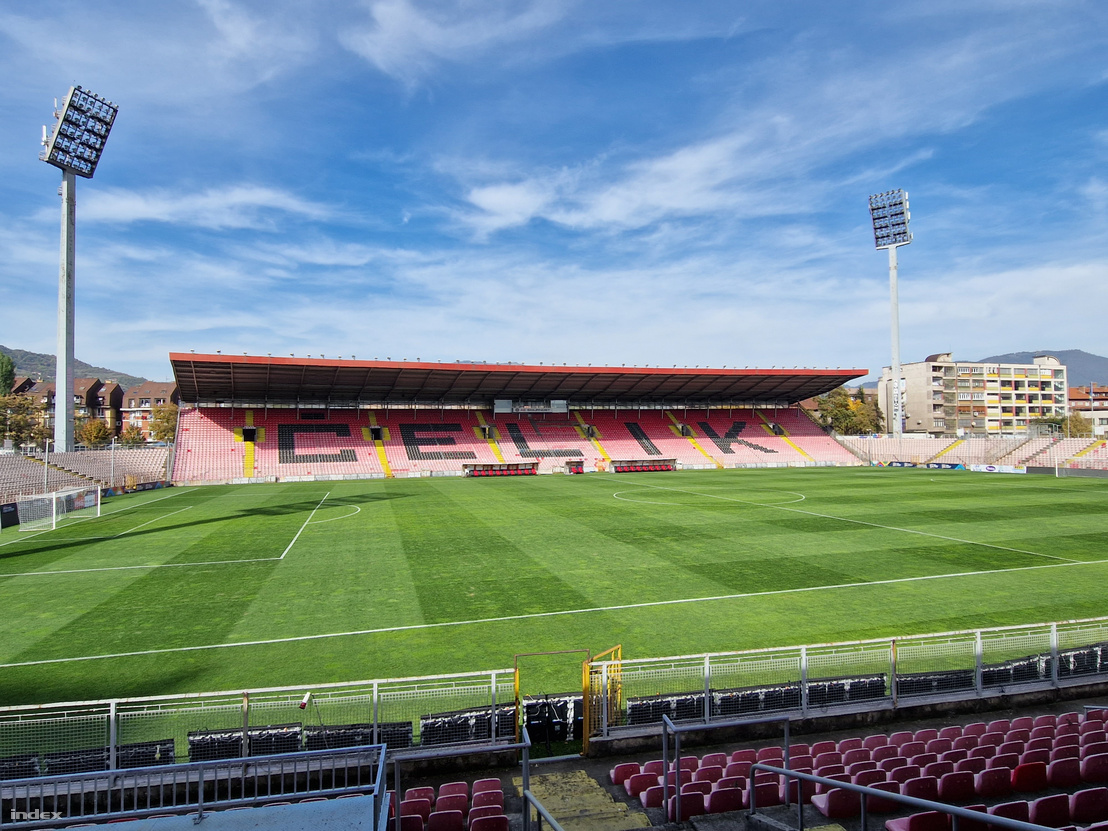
[514,769,650,831]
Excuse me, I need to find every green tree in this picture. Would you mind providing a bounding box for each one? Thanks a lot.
[1062,412,1094,438]
[149,402,179,442]
[120,424,146,446]
[78,418,112,447]
[0,394,47,446]
[816,386,883,434]
[0,353,14,395]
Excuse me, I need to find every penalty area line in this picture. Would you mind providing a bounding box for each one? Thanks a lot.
[5,556,1107,668]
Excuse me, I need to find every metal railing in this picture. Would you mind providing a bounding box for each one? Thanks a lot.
[750,763,1053,831]
[586,617,1108,738]
[1,742,388,829]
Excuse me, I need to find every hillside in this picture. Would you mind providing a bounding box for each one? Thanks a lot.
[0,345,147,391]
[976,349,1108,387]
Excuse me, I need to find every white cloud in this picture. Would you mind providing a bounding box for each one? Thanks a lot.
[79,185,330,229]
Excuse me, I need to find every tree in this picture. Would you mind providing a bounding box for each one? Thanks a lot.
[0,353,14,395]
[0,394,47,447]
[815,386,884,435]
[1062,412,1094,439]
[149,402,179,442]
[78,418,112,447]
[120,424,146,446]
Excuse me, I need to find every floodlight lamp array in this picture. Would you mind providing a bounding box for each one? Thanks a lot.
[41,86,118,179]
[869,188,912,249]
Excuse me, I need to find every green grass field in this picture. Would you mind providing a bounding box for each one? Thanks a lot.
[1,467,1106,707]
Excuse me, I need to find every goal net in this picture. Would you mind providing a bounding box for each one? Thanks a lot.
[16,486,101,532]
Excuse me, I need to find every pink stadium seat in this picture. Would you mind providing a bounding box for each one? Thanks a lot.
[642,759,665,776]
[941,749,969,765]
[1007,729,1031,744]
[625,772,656,798]
[997,741,1024,757]
[639,786,664,809]
[724,761,751,778]
[963,723,987,738]
[471,791,503,810]
[472,779,501,794]
[439,782,468,799]
[747,780,781,809]
[866,735,891,750]
[679,755,699,770]
[694,765,724,783]
[890,731,914,747]
[938,771,975,803]
[406,787,435,805]
[890,766,922,785]
[1020,749,1050,766]
[900,742,926,758]
[848,761,878,777]
[839,738,864,752]
[953,736,979,751]
[401,798,432,823]
[1010,717,1034,732]
[435,794,467,817]
[610,762,639,786]
[939,727,963,741]
[874,745,902,762]
[853,769,885,787]
[1029,793,1070,828]
[915,729,939,743]
[812,787,861,819]
[868,780,902,813]
[926,739,953,755]
[682,781,712,796]
[974,767,1011,799]
[789,754,814,770]
[1033,715,1057,729]
[987,720,1011,734]
[815,764,847,779]
[701,752,728,769]
[988,800,1029,825]
[923,761,954,779]
[988,753,1020,771]
[912,753,939,769]
[1070,787,1108,825]
[706,787,745,814]
[810,740,837,756]
[1026,737,1053,752]
[1083,732,1108,747]
[978,732,1005,747]
[1052,746,1081,764]
[879,757,909,773]
[715,776,747,792]
[969,745,995,760]
[1057,733,1081,747]
[789,743,811,757]
[902,776,939,802]
[730,749,757,764]
[1083,753,1108,783]
[815,752,843,768]
[843,749,870,765]
[1086,742,1108,758]
[667,791,705,821]
[467,805,504,826]
[1048,758,1082,789]
[756,746,783,762]
[955,757,987,775]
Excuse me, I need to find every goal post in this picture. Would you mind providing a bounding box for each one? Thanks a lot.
[16,485,101,532]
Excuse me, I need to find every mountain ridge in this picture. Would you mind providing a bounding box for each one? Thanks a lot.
[0,345,148,391]
[975,349,1108,388]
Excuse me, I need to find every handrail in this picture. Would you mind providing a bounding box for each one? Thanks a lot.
[750,763,1054,831]
[662,713,790,823]
[522,789,567,831]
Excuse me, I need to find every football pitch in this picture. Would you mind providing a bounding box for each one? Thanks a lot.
[0,467,1106,707]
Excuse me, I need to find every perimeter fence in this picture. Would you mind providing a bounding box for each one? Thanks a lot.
[585,616,1108,740]
[0,669,514,779]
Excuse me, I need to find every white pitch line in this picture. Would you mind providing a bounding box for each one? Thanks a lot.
[627,481,1079,563]
[308,505,361,524]
[4,556,1108,669]
[0,493,330,578]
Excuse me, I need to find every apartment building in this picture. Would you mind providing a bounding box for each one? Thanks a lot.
[122,381,180,441]
[879,353,1067,436]
[1068,385,1108,438]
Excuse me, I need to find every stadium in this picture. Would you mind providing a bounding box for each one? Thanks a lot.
[2,351,1107,830]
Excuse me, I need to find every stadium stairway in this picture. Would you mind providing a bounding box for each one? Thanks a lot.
[514,769,650,831]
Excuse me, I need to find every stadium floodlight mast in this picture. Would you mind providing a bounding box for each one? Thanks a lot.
[869,189,912,438]
[40,86,119,452]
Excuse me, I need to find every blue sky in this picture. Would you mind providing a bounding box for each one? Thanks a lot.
[1,1,1106,385]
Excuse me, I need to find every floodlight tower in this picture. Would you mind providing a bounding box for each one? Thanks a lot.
[40,86,118,452]
[869,189,912,438]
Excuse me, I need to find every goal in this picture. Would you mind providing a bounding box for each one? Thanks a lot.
[16,485,101,532]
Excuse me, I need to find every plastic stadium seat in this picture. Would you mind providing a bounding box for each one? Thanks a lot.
[997,741,1025,757]
[885,809,951,831]
[815,752,843,768]
[866,735,891,750]
[1082,721,1106,735]
[640,785,664,809]
[939,726,963,741]
[890,766,922,785]
[839,738,865,752]
[779,772,812,805]
[988,753,1020,771]
[406,787,436,805]
[987,720,1011,734]
[900,742,926,758]
[643,759,666,776]
[1010,717,1034,732]
[854,769,885,787]
[814,773,852,795]
[1051,746,1080,764]
[1057,732,1081,747]
[400,816,423,831]
[1070,787,1108,825]
[1029,793,1070,828]
[660,769,694,788]
[469,817,509,831]
[716,776,747,792]
[974,767,1012,799]
[1007,729,1031,744]
[1011,761,1049,793]
[625,772,656,798]
[879,756,909,773]
[472,778,501,794]
[848,761,878,777]
[610,762,639,786]
[706,787,745,814]
[427,810,465,831]
[874,745,902,762]
[435,794,467,817]
[467,805,504,826]
[724,761,751,778]
[749,780,783,809]
[955,757,987,775]
[969,745,995,760]
[439,782,468,798]
[816,764,847,780]
[868,781,903,813]
[964,723,988,738]
[902,776,939,802]
[927,739,953,755]
[401,798,433,823]
[1084,732,1108,747]
[923,761,954,780]
[979,732,1005,747]
[790,754,815,770]
[1048,758,1082,789]
[938,771,976,803]
[843,748,871,766]
[730,749,757,764]
[789,743,811,757]
[890,732,914,747]
[942,749,969,765]
[701,752,728,769]
[915,729,940,743]
[1083,753,1108,783]
[471,791,503,810]
[1026,737,1053,752]
[694,765,724,783]
[667,792,705,821]
[1020,749,1050,766]
[1086,743,1108,758]
[682,781,713,797]
[811,740,838,756]
[1031,725,1056,740]
[988,800,1030,825]
[954,736,979,751]
[1034,715,1057,729]
[912,753,939,769]
[757,746,784,762]
[811,787,861,819]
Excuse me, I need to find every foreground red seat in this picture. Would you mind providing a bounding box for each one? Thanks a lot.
[885,810,950,831]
